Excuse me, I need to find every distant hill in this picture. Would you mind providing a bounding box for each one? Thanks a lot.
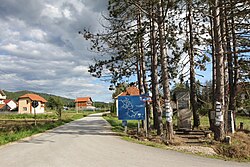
[3,90,74,106]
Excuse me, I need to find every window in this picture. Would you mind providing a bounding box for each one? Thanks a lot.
[23,107,27,111]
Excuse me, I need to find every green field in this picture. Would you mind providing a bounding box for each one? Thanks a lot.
[0,110,98,146]
[198,115,250,130]
[104,113,250,132]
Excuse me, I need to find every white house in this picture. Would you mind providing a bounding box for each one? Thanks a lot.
[18,94,47,114]
[4,99,17,111]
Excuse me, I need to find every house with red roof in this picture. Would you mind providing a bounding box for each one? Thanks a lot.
[0,90,17,112]
[75,97,95,111]
[0,99,17,111]
[18,94,47,114]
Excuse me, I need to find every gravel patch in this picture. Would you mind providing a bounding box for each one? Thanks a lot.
[173,145,217,156]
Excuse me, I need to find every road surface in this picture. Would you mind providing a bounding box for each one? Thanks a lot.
[0,113,249,167]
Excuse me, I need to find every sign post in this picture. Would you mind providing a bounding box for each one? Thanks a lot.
[32,100,39,126]
[122,120,128,133]
[140,94,151,137]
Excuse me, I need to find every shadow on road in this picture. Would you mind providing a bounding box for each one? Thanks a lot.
[49,118,118,136]
[17,114,119,145]
[21,139,55,144]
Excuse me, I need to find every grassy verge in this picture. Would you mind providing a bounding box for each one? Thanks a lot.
[235,116,250,130]
[0,121,63,146]
[0,111,98,146]
[103,114,138,133]
[213,132,250,161]
[103,113,250,162]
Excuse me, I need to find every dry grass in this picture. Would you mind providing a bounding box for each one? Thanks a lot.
[214,132,250,160]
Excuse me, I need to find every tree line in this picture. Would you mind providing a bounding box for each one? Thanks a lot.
[80,0,250,142]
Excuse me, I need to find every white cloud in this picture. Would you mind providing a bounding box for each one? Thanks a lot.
[29,29,47,42]
[0,0,112,102]
[42,4,62,18]
[1,43,18,51]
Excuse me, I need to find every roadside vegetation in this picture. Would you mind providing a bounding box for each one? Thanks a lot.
[0,110,97,146]
[104,113,250,161]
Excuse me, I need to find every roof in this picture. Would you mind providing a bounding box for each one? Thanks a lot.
[126,86,140,95]
[75,97,92,102]
[3,99,12,104]
[19,94,47,103]
[0,104,5,109]
[115,86,140,98]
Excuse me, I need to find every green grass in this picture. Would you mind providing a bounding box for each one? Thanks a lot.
[235,116,250,130]
[199,116,210,128]
[0,121,63,146]
[103,115,139,133]
[0,111,97,146]
[0,113,57,120]
[193,115,250,130]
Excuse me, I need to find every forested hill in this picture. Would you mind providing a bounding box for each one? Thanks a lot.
[3,90,74,106]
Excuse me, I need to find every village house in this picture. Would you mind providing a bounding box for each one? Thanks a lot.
[0,99,17,112]
[75,97,95,111]
[18,94,47,114]
[0,90,17,112]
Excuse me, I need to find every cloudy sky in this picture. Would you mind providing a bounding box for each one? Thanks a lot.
[0,0,114,102]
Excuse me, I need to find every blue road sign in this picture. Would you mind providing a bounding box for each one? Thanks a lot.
[118,96,145,120]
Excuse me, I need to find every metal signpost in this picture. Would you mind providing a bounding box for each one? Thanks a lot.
[32,100,39,126]
[118,96,146,134]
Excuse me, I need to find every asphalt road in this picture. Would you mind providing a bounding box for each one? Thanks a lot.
[0,113,249,167]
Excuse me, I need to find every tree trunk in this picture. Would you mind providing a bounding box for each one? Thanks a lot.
[136,59,143,94]
[220,0,228,134]
[150,7,162,133]
[212,0,225,141]
[231,0,238,129]
[158,0,173,142]
[187,0,200,129]
[137,9,151,132]
[209,9,216,132]
[224,0,235,133]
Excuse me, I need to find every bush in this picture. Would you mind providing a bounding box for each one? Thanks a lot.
[198,103,212,116]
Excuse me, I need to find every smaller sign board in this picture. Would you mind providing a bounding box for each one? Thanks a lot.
[122,120,127,127]
[32,101,39,108]
[175,90,190,109]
